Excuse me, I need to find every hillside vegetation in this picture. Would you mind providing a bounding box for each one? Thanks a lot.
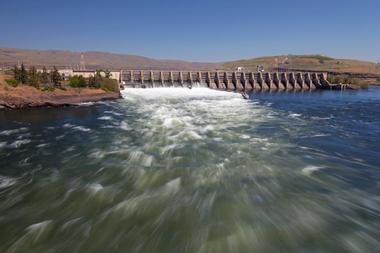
[0,48,219,71]
[1,48,379,77]
[222,55,380,75]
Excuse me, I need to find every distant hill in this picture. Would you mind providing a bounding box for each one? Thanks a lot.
[0,48,220,71]
[222,55,380,76]
[1,48,379,77]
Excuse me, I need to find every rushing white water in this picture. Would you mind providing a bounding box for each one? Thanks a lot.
[121,87,243,101]
[0,87,380,252]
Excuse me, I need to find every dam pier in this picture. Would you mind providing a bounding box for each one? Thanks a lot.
[121,70,333,90]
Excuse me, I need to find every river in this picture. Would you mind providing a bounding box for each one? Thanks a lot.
[0,87,379,252]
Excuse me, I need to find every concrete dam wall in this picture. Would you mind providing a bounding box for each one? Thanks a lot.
[121,70,332,90]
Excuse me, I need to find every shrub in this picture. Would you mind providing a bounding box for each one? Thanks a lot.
[327,75,346,84]
[41,86,55,92]
[5,78,18,87]
[327,75,366,87]
[97,77,119,92]
[88,76,119,92]
[69,74,119,91]
[69,75,87,88]
[88,76,100,88]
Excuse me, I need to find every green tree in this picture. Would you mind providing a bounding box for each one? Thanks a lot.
[88,76,99,88]
[40,67,49,84]
[104,69,112,78]
[98,77,119,92]
[69,75,87,87]
[95,69,102,78]
[50,67,61,87]
[28,66,39,88]
[13,65,21,83]
[20,64,28,84]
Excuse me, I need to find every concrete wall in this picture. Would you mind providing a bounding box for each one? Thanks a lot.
[121,70,331,90]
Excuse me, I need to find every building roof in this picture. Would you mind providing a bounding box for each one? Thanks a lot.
[72,70,95,73]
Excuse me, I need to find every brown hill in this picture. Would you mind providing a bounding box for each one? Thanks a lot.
[1,48,379,77]
[222,55,380,76]
[0,48,220,71]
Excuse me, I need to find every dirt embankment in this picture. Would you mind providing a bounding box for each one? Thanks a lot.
[0,76,121,109]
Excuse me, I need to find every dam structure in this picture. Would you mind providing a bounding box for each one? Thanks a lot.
[120,70,333,90]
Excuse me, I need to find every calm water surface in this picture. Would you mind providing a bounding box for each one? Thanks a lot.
[0,87,379,253]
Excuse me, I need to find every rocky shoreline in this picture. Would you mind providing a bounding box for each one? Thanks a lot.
[0,84,121,109]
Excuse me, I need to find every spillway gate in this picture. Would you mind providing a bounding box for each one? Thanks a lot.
[121,70,332,90]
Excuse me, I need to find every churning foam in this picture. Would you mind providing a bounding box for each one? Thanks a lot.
[121,88,241,100]
[302,165,325,176]
[0,175,17,189]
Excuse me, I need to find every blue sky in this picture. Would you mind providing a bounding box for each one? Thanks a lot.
[0,0,379,62]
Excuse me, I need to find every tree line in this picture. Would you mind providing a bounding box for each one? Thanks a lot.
[69,70,118,92]
[326,75,362,86]
[6,65,119,92]
[69,69,112,88]
[11,64,62,88]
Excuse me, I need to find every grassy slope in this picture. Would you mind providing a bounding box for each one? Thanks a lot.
[0,74,11,86]
[1,48,379,76]
[222,55,380,75]
[0,48,219,71]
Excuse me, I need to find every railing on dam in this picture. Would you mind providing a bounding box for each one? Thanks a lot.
[120,70,331,90]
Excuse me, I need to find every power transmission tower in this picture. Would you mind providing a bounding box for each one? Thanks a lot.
[79,53,86,71]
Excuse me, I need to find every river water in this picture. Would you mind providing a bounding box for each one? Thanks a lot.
[0,87,379,253]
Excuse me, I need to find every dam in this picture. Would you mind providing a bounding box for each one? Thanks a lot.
[120,70,332,90]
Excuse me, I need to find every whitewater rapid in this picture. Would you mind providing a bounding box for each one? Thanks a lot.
[1,87,379,252]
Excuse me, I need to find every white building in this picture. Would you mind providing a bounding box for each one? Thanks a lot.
[57,69,121,82]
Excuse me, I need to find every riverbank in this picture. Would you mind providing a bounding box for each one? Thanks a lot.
[0,82,121,109]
